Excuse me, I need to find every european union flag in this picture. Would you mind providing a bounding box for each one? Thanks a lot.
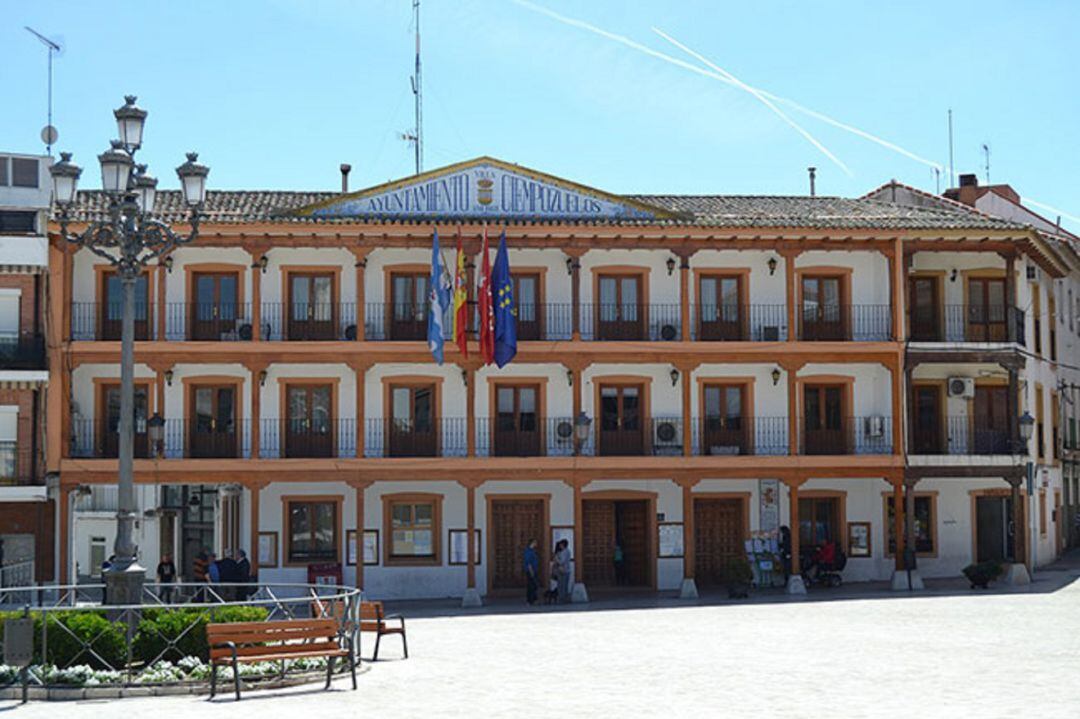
[492,231,517,368]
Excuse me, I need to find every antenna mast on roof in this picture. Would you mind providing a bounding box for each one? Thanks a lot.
[947,109,955,188]
[25,26,62,155]
[982,143,991,184]
[405,0,423,175]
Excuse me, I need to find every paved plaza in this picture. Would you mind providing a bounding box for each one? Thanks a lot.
[6,563,1080,718]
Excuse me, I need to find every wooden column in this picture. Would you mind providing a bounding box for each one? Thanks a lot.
[249,483,261,579]
[891,357,903,456]
[905,363,916,455]
[349,480,371,589]
[251,258,262,340]
[466,482,477,590]
[888,240,906,342]
[679,254,691,342]
[567,251,583,341]
[786,364,799,455]
[47,244,66,471]
[570,363,584,454]
[681,364,692,457]
[353,250,369,341]
[250,365,263,459]
[1010,480,1026,566]
[156,263,167,340]
[62,246,73,341]
[679,478,698,579]
[1007,366,1020,451]
[573,481,584,584]
[904,477,917,568]
[1005,253,1017,343]
[783,250,799,341]
[893,479,905,571]
[58,485,71,584]
[788,479,803,575]
[354,362,367,458]
[466,367,476,457]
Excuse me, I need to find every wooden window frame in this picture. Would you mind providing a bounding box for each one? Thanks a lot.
[907,271,945,341]
[961,269,1007,342]
[281,265,343,339]
[511,267,547,340]
[881,491,939,558]
[797,490,847,552]
[693,268,751,339]
[279,377,341,457]
[697,377,755,454]
[183,263,246,339]
[93,377,153,456]
[96,265,156,339]
[795,266,853,339]
[590,266,650,338]
[592,375,652,454]
[181,375,245,457]
[382,492,443,566]
[911,381,947,453]
[487,377,548,455]
[281,494,343,566]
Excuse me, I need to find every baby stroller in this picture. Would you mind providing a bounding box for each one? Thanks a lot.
[802,540,847,588]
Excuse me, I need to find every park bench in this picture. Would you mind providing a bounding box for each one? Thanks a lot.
[206,617,356,700]
[360,601,408,661]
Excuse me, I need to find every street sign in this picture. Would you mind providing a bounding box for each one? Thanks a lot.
[3,617,34,666]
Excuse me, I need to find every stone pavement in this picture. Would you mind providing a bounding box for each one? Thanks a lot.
[5,560,1080,718]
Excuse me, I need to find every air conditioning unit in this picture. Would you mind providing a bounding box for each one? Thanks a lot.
[761,326,781,342]
[660,324,678,341]
[653,421,681,454]
[947,377,975,399]
[864,416,886,438]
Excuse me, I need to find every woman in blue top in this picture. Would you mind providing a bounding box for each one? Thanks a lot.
[522,538,540,605]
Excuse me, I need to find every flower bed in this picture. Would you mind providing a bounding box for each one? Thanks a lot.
[0,656,332,688]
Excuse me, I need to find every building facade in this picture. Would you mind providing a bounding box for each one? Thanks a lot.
[0,151,52,588]
[51,158,1074,599]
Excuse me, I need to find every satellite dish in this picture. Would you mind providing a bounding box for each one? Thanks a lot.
[41,125,59,146]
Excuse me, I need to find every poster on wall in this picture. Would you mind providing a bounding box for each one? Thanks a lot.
[657,523,684,558]
[448,529,482,565]
[257,532,278,567]
[847,522,871,557]
[758,479,780,537]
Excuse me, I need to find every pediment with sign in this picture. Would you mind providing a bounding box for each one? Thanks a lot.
[293,157,675,221]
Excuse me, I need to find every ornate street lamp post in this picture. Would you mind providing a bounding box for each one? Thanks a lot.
[51,95,209,604]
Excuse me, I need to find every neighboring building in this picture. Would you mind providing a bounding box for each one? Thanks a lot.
[0,152,52,588]
[51,157,1073,600]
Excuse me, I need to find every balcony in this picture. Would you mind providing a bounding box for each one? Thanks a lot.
[909,416,1019,455]
[0,442,36,486]
[909,305,1025,344]
[363,418,469,458]
[693,305,788,341]
[0,334,45,370]
[258,419,357,459]
[798,416,893,455]
[797,305,892,341]
[70,419,151,459]
[260,302,359,341]
[163,303,254,341]
[72,303,154,341]
[693,417,789,456]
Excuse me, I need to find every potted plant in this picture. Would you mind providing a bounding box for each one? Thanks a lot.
[723,556,754,598]
[962,560,1003,589]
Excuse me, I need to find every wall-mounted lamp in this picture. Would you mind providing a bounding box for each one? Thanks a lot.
[950,268,958,283]
[767,257,778,276]
[666,256,677,276]
[565,256,575,276]
[255,255,269,273]
[771,367,782,386]
[566,368,574,386]
[164,369,173,386]
[461,369,468,387]
[355,258,367,269]
[670,368,680,386]
[258,370,268,387]
[162,255,174,273]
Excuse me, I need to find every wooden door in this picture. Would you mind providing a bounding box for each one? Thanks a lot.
[912,385,944,453]
[615,501,649,586]
[702,384,748,455]
[803,385,846,454]
[389,384,437,457]
[598,384,644,456]
[582,500,616,586]
[909,277,940,341]
[191,272,239,340]
[975,496,1010,563]
[699,275,744,341]
[285,384,333,458]
[694,498,745,586]
[494,385,540,456]
[801,275,845,340]
[490,499,545,591]
[101,384,150,458]
[597,275,643,340]
[390,273,429,340]
[288,273,335,340]
[967,278,1006,342]
[101,272,150,340]
[189,385,237,458]
[513,273,541,340]
[973,386,1009,453]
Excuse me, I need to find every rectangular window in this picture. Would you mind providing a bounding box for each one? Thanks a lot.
[89,537,107,577]
[0,157,7,185]
[798,496,840,549]
[0,211,36,233]
[885,495,936,555]
[389,500,438,560]
[1039,491,1047,536]
[967,277,1007,342]
[11,158,39,188]
[287,499,339,563]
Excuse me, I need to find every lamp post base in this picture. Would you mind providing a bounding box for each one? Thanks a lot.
[104,562,147,606]
[1001,562,1030,586]
[461,588,483,608]
[678,578,699,599]
[889,569,925,591]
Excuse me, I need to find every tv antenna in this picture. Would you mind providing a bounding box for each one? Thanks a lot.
[400,0,423,175]
[25,26,63,154]
[982,143,991,184]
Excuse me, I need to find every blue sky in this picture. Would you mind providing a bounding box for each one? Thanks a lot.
[3,0,1078,228]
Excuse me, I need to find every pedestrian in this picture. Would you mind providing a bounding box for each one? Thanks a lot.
[778,526,792,580]
[156,553,177,604]
[613,539,626,586]
[235,549,252,600]
[101,555,115,603]
[218,550,239,600]
[555,539,572,603]
[522,538,540,605]
[206,552,220,600]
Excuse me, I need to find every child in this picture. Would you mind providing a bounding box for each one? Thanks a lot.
[544,552,559,604]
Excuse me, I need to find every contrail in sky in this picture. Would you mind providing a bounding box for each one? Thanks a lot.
[652,27,851,176]
[1020,198,1080,228]
[511,0,942,172]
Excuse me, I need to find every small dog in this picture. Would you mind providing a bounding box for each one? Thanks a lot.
[543,584,559,604]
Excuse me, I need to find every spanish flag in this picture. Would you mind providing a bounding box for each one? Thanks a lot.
[452,231,469,357]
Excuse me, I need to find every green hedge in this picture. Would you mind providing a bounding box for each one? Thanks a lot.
[1,605,268,670]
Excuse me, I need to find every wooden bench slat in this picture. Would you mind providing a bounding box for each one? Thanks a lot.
[208,627,340,643]
[211,644,346,661]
